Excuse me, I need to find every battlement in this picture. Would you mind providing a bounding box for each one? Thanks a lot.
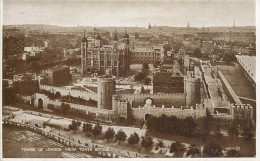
[114,92,185,98]
[131,103,206,120]
[184,76,201,82]
[88,47,126,52]
[233,104,252,109]
[97,76,115,82]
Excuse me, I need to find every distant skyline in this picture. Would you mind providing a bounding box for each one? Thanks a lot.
[3,0,256,27]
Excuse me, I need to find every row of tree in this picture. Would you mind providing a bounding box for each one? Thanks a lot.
[146,112,255,144]
[47,103,70,115]
[82,122,154,150]
[133,63,151,85]
[82,121,242,157]
[146,114,197,137]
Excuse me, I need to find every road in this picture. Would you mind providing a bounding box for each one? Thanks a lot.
[3,106,150,158]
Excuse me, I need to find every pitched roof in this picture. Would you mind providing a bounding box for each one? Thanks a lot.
[153,72,173,84]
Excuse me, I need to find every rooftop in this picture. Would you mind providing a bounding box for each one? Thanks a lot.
[131,47,154,53]
[153,72,183,84]
[235,55,256,83]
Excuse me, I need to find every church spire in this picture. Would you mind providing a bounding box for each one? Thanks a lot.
[124,27,129,38]
[148,22,151,29]
[187,21,190,28]
[113,29,118,41]
[81,29,87,42]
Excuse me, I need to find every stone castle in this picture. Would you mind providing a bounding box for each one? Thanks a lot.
[31,54,253,122]
[81,30,130,77]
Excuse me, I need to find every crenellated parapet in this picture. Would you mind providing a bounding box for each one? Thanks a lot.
[131,103,206,120]
[113,92,186,108]
[231,104,253,120]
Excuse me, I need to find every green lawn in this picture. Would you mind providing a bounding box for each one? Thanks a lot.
[217,65,255,100]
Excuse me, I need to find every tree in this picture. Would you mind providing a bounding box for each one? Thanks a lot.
[157,139,164,148]
[193,48,202,58]
[242,127,254,141]
[47,104,55,110]
[203,142,223,157]
[195,109,212,141]
[242,120,254,141]
[141,137,154,150]
[30,61,37,67]
[92,123,102,138]
[142,63,150,71]
[227,122,239,145]
[69,120,81,132]
[153,61,160,68]
[115,129,127,145]
[212,126,223,140]
[83,123,93,133]
[134,72,146,82]
[3,87,15,105]
[225,149,241,157]
[128,132,140,146]
[223,50,236,62]
[143,77,151,85]
[61,103,70,115]
[186,144,201,158]
[163,44,172,56]
[54,92,61,99]
[104,127,115,143]
[170,141,185,157]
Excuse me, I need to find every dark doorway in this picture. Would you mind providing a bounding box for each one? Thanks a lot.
[144,113,151,121]
[38,98,43,109]
[55,92,61,99]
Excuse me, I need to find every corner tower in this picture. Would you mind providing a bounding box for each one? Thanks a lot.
[97,75,116,110]
[185,71,201,107]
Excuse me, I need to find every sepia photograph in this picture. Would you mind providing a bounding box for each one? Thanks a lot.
[1,0,257,159]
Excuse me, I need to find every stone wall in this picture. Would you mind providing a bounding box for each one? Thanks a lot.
[132,104,206,120]
[34,93,114,117]
[185,76,201,107]
[232,104,253,120]
[115,93,186,108]
[39,85,97,101]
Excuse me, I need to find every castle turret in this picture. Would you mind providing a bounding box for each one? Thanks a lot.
[81,31,88,75]
[96,31,101,48]
[185,71,201,107]
[97,75,116,110]
[112,29,118,49]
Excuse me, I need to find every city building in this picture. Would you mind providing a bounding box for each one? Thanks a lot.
[236,55,256,87]
[153,70,184,94]
[40,65,72,86]
[3,36,24,57]
[130,47,155,64]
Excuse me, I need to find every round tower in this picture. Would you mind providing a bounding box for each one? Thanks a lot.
[97,75,116,110]
[185,71,201,108]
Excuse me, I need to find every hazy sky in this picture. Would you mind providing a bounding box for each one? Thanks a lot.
[3,0,256,27]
